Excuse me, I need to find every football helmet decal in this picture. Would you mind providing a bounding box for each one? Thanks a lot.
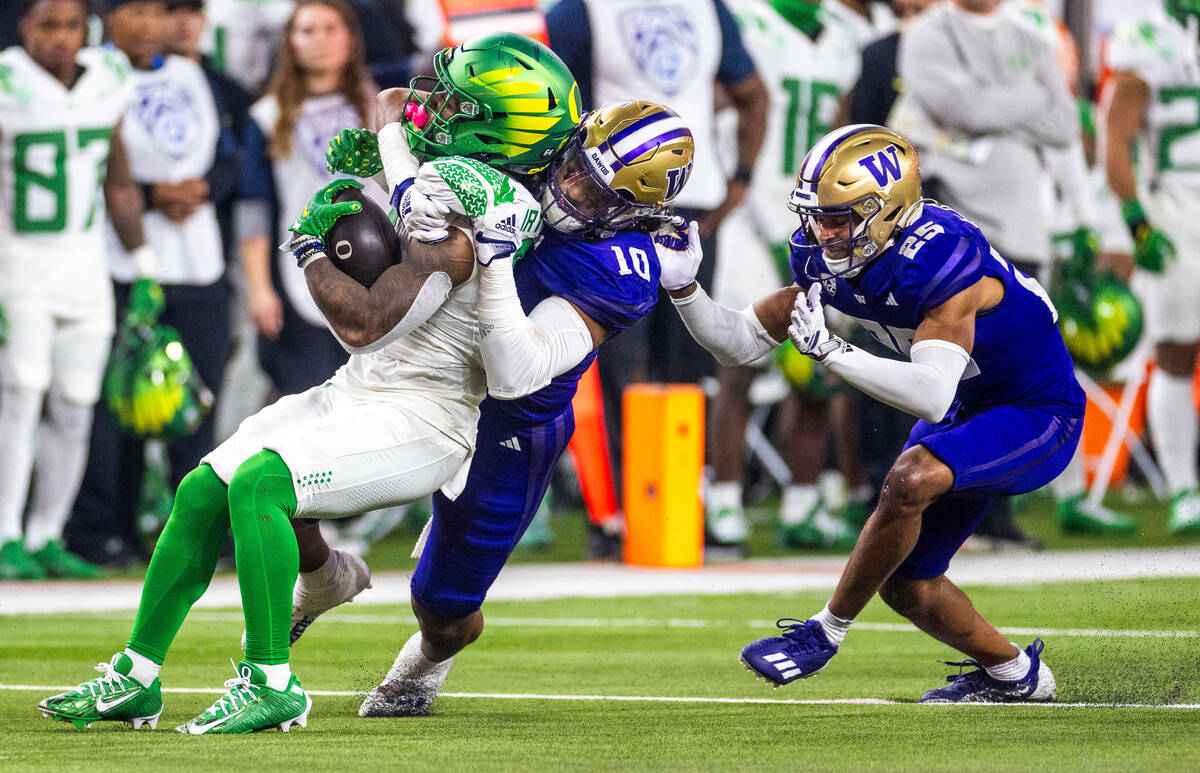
[789,124,921,280]
[104,321,213,440]
[403,32,582,175]
[1056,274,1144,375]
[540,100,695,238]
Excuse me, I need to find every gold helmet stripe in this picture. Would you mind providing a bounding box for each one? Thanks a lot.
[799,123,877,181]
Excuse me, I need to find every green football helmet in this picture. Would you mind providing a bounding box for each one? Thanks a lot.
[104,321,213,440]
[404,32,582,175]
[773,343,842,399]
[1056,274,1144,375]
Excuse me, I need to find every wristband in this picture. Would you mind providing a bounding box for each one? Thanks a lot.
[129,244,158,277]
[732,164,754,184]
[291,234,327,269]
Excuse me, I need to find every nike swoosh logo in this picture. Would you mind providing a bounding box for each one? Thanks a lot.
[95,689,141,712]
[186,711,236,733]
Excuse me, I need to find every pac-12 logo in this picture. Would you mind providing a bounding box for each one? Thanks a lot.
[857,145,902,187]
[619,6,699,96]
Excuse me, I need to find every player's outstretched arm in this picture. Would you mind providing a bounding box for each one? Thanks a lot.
[798,282,991,423]
[299,230,474,350]
[657,220,787,365]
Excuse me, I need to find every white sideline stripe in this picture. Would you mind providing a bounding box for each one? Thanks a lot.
[4,546,1199,615]
[6,684,1198,709]
[59,611,1198,640]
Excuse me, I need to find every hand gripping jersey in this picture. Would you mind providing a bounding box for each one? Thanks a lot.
[1108,12,1200,224]
[331,163,543,452]
[791,202,1084,415]
[0,46,133,312]
[728,0,861,247]
[488,227,661,425]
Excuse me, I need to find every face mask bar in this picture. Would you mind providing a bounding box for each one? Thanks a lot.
[787,197,883,280]
[405,75,489,146]
[540,132,653,237]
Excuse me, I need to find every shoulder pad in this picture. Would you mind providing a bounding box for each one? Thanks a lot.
[426,156,516,216]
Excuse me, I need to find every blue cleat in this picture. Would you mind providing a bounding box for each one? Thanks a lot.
[920,639,1056,704]
[740,618,838,687]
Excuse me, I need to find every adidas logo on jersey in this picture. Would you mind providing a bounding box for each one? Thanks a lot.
[495,214,517,237]
[885,293,899,307]
[501,437,522,451]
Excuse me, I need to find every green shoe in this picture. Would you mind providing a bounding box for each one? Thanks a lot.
[38,653,162,729]
[1055,496,1136,535]
[30,540,105,579]
[1168,489,1200,535]
[177,661,311,735]
[705,505,749,547]
[778,505,858,550]
[0,540,45,580]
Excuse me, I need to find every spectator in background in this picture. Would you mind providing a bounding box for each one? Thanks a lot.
[236,0,384,398]
[67,0,236,567]
[163,0,252,268]
[890,0,1077,550]
[707,0,863,550]
[546,0,769,494]
[848,0,936,126]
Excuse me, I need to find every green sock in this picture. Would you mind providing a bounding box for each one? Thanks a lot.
[128,464,230,664]
[228,450,299,665]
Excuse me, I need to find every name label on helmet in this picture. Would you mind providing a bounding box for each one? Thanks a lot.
[858,146,902,188]
[584,146,614,183]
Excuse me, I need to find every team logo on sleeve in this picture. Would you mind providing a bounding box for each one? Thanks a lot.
[619,7,699,96]
[857,146,903,188]
[133,82,198,160]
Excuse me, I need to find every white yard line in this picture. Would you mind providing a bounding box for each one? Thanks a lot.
[3,684,1197,710]
[2,545,1198,616]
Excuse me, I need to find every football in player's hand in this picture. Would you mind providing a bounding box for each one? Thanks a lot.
[324,187,401,287]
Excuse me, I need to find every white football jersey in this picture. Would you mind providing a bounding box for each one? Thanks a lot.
[203,0,295,94]
[250,91,388,327]
[1107,12,1200,223]
[332,179,543,452]
[728,0,861,247]
[0,46,133,311]
[108,55,224,285]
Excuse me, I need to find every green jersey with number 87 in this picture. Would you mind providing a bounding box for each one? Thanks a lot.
[1108,12,1200,218]
[0,46,133,310]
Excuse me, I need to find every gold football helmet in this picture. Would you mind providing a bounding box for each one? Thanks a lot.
[789,124,921,278]
[540,100,695,237]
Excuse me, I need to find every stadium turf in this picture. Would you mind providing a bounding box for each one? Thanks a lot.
[3,577,1198,771]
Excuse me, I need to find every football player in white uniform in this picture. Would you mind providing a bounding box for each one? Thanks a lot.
[38,32,580,735]
[709,0,863,549]
[1105,0,1200,534]
[0,0,158,580]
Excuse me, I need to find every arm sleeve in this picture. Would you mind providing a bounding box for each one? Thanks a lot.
[546,0,594,110]
[669,285,782,366]
[476,259,597,399]
[899,19,1051,134]
[714,0,756,86]
[823,338,969,423]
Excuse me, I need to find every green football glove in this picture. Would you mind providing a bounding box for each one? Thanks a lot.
[128,277,165,327]
[325,128,383,178]
[289,178,364,237]
[1122,199,1176,274]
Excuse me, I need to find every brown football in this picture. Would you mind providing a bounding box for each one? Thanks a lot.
[324,187,401,287]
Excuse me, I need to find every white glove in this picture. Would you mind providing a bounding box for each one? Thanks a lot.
[788,284,844,359]
[654,217,703,291]
[399,183,450,243]
[474,200,529,266]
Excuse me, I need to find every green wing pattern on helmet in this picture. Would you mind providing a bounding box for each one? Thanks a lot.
[1056,274,1144,375]
[104,321,213,440]
[405,32,582,174]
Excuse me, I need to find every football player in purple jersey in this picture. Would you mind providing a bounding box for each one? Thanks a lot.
[666,124,1082,703]
[295,100,696,718]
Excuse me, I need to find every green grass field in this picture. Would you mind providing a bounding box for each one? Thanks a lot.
[3,575,1198,772]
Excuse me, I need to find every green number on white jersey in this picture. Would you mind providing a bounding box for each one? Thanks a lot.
[11,128,111,234]
[779,77,840,177]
